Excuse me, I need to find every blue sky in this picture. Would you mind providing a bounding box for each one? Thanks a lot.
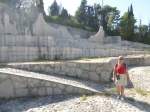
[43,0,150,25]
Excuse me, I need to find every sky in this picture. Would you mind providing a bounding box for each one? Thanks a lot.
[43,0,150,25]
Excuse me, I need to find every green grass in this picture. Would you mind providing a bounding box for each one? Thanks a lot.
[104,92,111,97]
[109,87,117,92]
[135,88,147,96]
[81,94,87,101]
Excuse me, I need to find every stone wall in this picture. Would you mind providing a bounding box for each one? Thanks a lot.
[0,35,150,62]
[121,40,150,49]
[0,72,94,98]
[48,23,96,39]
[7,56,150,82]
[104,36,121,44]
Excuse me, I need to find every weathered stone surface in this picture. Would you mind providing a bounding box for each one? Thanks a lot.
[104,36,121,43]
[89,63,97,72]
[54,64,61,74]
[78,88,84,94]
[30,88,38,95]
[16,88,29,97]
[32,65,41,72]
[46,87,53,95]
[80,63,90,70]
[54,88,62,95]
[96,66,102,74]
[81,73,89,80]
[61,63,67,71]
[65,86,73,93]
[38,87,46,96]
[45,66,54,74]
[0,79,14,98]
[68,67,76,76]
[10,75,24,82]
[33,13,73,39]
[89,72,100,81]
[45,82,53,86]
[14,82,27,89]
[58,84,65,90]
[101,71,110,82]
[88,26,104,43]
[0,73,8,80]
[76,68,83,77]
[28,79,40,87]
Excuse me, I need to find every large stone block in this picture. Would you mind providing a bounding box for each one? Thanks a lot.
[0,79,15,98]
[88,26,104,43]
[16,88,29,97]
[100,71,110,82]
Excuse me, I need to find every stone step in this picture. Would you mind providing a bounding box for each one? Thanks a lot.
[0,67,112,99]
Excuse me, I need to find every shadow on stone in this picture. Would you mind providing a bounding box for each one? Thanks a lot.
[126,79,134,88]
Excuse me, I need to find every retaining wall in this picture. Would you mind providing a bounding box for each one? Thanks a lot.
[0,35,150,62]
[0,72,94,98]
[6,56,150,83]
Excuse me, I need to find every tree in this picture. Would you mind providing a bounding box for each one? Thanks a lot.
[0,0,22,9]
[93,3,101,25]
[119,5,136,40]
[59,7,69,19]
[140,23,150,44]
[98,5,121,35]
[107,7,120,35]
[37,0,45,16]
[75,0,88,26]
[48,0,59,16]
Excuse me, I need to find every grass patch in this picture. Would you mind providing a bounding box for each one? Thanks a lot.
[109,87,117,92]
[81,94,87,101]
[104,92,111,97]
[93,93,103,96]
[135,88,147,96]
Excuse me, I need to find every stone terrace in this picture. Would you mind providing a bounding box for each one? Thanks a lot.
[0,55,150,99]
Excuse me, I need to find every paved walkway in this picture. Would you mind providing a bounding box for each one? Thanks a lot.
[0,66,150,112]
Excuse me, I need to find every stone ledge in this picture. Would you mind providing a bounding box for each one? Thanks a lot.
[4,55,150,82]
[0,69,101,98]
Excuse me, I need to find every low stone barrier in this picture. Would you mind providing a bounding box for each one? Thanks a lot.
[0,71,95,98]
[6,56,150,82]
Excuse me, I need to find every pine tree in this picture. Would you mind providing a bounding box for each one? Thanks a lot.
[60,7,69,19]
[37,0,46,16]
[75,0,88,26]
[119,4,136,40]
[49,0,59,16]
